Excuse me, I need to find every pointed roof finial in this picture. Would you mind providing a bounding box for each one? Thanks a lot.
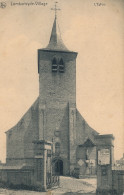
[51,2,61,19]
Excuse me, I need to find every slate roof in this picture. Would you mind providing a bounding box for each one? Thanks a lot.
[43,16,69,51]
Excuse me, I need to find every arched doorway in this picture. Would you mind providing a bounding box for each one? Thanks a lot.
[52,159,63,175]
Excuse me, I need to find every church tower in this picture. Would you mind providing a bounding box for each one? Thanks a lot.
[38,11,78,174]
[38,16,77,107]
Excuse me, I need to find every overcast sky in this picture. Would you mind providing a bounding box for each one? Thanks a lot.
[0,0,124,162]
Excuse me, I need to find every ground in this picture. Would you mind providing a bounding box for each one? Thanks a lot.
[0,177,96,195]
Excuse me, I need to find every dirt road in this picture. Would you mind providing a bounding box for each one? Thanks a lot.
[0,176,96,195]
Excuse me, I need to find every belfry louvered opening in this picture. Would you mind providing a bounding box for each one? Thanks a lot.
[52,57,58,72]
[59,58,65,73]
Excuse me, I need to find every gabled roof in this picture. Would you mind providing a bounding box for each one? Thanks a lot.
[79,137,96,147]
[5,97,39,133]
[76,109,99,136]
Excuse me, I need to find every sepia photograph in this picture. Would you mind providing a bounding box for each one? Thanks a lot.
[0,0,124,194]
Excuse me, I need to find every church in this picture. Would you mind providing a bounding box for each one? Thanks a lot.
[0,8,100,189]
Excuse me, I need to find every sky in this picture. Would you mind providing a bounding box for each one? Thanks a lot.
[0,0,124,162]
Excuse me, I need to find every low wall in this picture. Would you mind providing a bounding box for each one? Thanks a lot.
[0,169,37,190]
[112,169,124,195]
[0,167,45,191]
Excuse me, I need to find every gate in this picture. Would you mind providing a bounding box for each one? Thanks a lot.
[46,152,60,189]
[46,173,60,189]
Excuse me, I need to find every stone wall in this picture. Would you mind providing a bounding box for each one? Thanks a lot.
[38,50,77,103]
[112,170,124,194]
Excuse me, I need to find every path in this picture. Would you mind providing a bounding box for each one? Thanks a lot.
[0,177,96,195]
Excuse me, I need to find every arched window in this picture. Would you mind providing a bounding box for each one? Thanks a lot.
[55,142,60,155]
[52,58,57,64]
[52,57,58,72]
[59,58,64,65]
[59,58,65,73]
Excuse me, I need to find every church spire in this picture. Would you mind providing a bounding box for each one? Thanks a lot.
[45,2,69,51]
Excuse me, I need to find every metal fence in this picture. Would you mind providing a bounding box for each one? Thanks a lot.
[46,174,60,189]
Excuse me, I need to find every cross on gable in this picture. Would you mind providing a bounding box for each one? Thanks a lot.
[51,2,61,18]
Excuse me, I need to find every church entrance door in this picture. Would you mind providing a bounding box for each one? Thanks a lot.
[53,159,63,176]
